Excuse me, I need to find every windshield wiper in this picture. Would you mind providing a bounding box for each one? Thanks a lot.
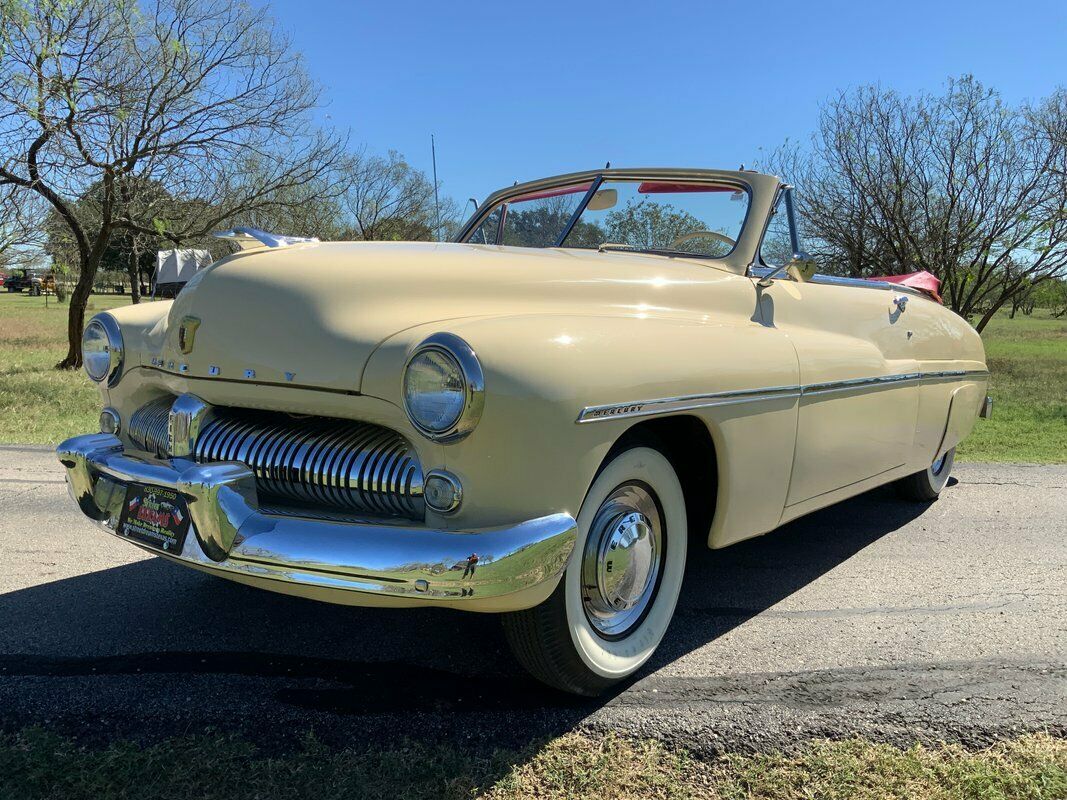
[597,243,716,260]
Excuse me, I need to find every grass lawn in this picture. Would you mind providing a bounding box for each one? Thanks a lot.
[955,310,1067,463]
[1,292,1063,461]
[0,292,133,444]
[1,729,1063,800]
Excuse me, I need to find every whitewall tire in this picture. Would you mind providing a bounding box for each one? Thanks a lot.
[897,447,955,501]
[503,446,687,695]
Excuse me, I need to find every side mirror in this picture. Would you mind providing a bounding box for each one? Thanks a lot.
[786,252,817,282]
[756,252,818,287]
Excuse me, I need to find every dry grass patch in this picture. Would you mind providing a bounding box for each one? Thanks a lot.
[1,729,1064,800]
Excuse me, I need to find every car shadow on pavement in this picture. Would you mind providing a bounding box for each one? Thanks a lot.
[0,483,933,750]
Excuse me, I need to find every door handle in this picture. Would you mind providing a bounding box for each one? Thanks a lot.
[893,295,908,313]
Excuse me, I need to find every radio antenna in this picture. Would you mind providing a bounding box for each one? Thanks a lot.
[431,134,442,242]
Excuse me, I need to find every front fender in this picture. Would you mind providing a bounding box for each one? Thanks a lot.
[91,300,173,407]
[362,312,800,545]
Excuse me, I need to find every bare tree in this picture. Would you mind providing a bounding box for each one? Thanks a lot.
[765,78,1067,331]
[339,150,456,241]
[0,185,45,270]
[0,0,344,367]
[230,169,345,241]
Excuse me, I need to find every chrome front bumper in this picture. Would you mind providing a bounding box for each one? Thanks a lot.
[57,433,577,611]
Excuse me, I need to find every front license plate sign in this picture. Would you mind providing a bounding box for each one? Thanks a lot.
[116,484,191,554]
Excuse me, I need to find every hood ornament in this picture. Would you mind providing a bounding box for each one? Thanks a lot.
[212,227,319,250]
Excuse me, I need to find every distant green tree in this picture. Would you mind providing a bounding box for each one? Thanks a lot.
[1030,279,1067,317]
[502,198,579,248]
[43,180,224,302]
[605,200,712,252]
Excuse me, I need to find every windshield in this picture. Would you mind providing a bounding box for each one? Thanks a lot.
[464,178,750,258]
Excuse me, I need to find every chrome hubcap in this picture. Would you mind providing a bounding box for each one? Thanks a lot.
[581,483,663,638]
[931,453,947,475]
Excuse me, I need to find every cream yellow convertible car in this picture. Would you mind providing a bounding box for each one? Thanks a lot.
[58,168,991,694]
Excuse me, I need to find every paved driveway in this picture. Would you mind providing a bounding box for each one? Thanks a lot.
[1,445,1063,754]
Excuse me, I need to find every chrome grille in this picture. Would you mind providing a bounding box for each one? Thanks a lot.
[125,396,425,519]
[128,395,174,456]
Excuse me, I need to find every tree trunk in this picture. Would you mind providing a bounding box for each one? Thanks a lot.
[974,296,1010,333]
[128,245,141,304]
[57,256,100,369]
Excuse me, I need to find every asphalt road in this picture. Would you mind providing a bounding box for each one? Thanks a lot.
[0,444,1063,756]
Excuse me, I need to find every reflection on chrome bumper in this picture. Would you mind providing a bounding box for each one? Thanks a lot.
[57,433,577,610]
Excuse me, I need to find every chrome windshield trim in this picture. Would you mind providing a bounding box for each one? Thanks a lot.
[576,370,990,423]
[455,167,762,244]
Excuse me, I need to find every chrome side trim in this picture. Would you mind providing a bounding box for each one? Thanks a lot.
[801,372,922,397]
[576,385,800,423]
[57,434,577,608]
[749,266,929,298]
[576,369,990,423]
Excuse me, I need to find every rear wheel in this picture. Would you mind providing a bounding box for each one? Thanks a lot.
[503,446,687,695]
[897,447,955,501]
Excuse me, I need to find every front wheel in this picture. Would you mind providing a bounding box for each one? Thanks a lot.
[897,447,955,501]
[502,446,687,695]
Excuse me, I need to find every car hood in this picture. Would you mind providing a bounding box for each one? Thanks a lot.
[158,240,737,394]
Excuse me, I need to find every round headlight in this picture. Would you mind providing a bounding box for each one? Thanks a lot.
[82,315,123,385]
[403,333,484,442]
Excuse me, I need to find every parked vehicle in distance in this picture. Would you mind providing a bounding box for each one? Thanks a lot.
[58,168,991,694]
[4,268,51,295]
[4,268,55,295]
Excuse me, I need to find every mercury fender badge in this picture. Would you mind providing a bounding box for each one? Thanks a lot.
[178,316,201,354]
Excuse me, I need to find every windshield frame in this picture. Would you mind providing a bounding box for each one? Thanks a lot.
[456,168,758,262]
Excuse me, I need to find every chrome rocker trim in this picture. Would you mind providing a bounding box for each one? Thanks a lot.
[57,433,577,610]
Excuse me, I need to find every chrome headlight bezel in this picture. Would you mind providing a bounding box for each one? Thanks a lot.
[402,332,484,443]
[82,313,124,386]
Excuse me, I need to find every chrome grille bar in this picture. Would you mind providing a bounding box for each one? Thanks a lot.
[125,396,425,519]
[196,411,425,519]
[127,395,174,456]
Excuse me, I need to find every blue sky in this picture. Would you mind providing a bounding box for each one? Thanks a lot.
[269,0,1066,206]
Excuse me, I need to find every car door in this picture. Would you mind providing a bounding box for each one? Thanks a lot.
[755,189,920,510]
